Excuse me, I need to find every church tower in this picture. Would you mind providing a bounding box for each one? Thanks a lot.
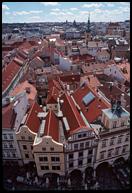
[85,13,92,44]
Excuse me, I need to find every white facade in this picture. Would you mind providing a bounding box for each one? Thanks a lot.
[2,128,22,164]
[59,56,72,71]
[104,64,126,83]
[95,107,130,168]
[65,128,98,174]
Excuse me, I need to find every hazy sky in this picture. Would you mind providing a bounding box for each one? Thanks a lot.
[2,2,130,23]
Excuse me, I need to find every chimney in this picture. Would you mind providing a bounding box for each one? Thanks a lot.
[120,93,126,108]
[109,82,113,92]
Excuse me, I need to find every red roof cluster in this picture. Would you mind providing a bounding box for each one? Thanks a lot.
[25,102,42,133]
[70,54,95,63]
[60,74,80,83]
[10,80,37,101]
[44,110,59,141]
[72,84,110,123]
[61,93,86,134]
[47,79,63,104]
[2,60,21,92]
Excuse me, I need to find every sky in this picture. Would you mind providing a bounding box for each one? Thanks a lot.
[2,2,130,23]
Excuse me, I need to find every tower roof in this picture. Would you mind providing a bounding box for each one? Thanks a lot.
[86,13,91,33]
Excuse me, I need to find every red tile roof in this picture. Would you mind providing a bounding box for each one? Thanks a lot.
[2,60,21,92]
[46,86,60,104]
[10,80,37,101]
[72,84,110,123]
[48,79,62,91]
[25,102,42,133]
[19,41,35,50]
[70,54,95,63]
[61,93,86,134]
[44,110,59,141]
[60,74,80,83]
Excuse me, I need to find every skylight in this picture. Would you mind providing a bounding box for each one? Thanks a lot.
[82,91,95,106]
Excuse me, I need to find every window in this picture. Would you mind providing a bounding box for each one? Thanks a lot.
[13,153,16,158]
[87,158,92,164]
[3,134,7,140]
[78,134,82,138]
[52,166,60,170]
[110,138,114,146]
[74,144,78,150]
[23,145,27,150]
[88,149,93,155]
[41,166,49,170]
[25,154,29,158]
[50,147,54,151]
[28,136,32,140]
[43,157,48,161]
[79,151,83,158]
[21,136,25,140]
[42,147,46,151]
[69,162,73,168]
[39,157,48,162]
[80,143,84,149]
[85,141,89,148]
[69,154,73,159]
[115,147,120,155]
[113,121,117,128]
[31,145,33,150]
[115,71,116,74]
[121,121,125,127]
[108,149,113,157]
[51,157,60,162]
[9,144,13,148]
[7,152,10,157]
[78,159,83,166]
[102,140,107,148]
[117,136,122,144]
[125,135,129,142]
[100,151,105,159]
[3,143,8,148]
[122,145,128,154]
[9,134,13,140]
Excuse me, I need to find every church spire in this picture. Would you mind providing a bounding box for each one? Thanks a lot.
[86,12,91,33]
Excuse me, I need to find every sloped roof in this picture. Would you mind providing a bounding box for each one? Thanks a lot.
[44,110,59,141]
[61,92,86,134]
[2,60,21,92]
[25,102,42,133]
[72,84,110,123]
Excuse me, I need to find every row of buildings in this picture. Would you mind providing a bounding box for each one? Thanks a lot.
[2,76,130,183]
[2,17,130,186]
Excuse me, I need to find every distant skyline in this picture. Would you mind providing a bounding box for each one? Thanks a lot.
[2,2,130,23]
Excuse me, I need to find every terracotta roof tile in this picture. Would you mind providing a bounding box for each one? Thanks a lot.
[46,86,59,104]
[25,102,42,133]
[61,93,86,134]
[10,80,37,101]
[2,60,21,92]
[72,84,110,123]
[44,110,59,141]
[60,74,80,83]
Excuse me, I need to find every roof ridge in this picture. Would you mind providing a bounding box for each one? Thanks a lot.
[65,93,83,127]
